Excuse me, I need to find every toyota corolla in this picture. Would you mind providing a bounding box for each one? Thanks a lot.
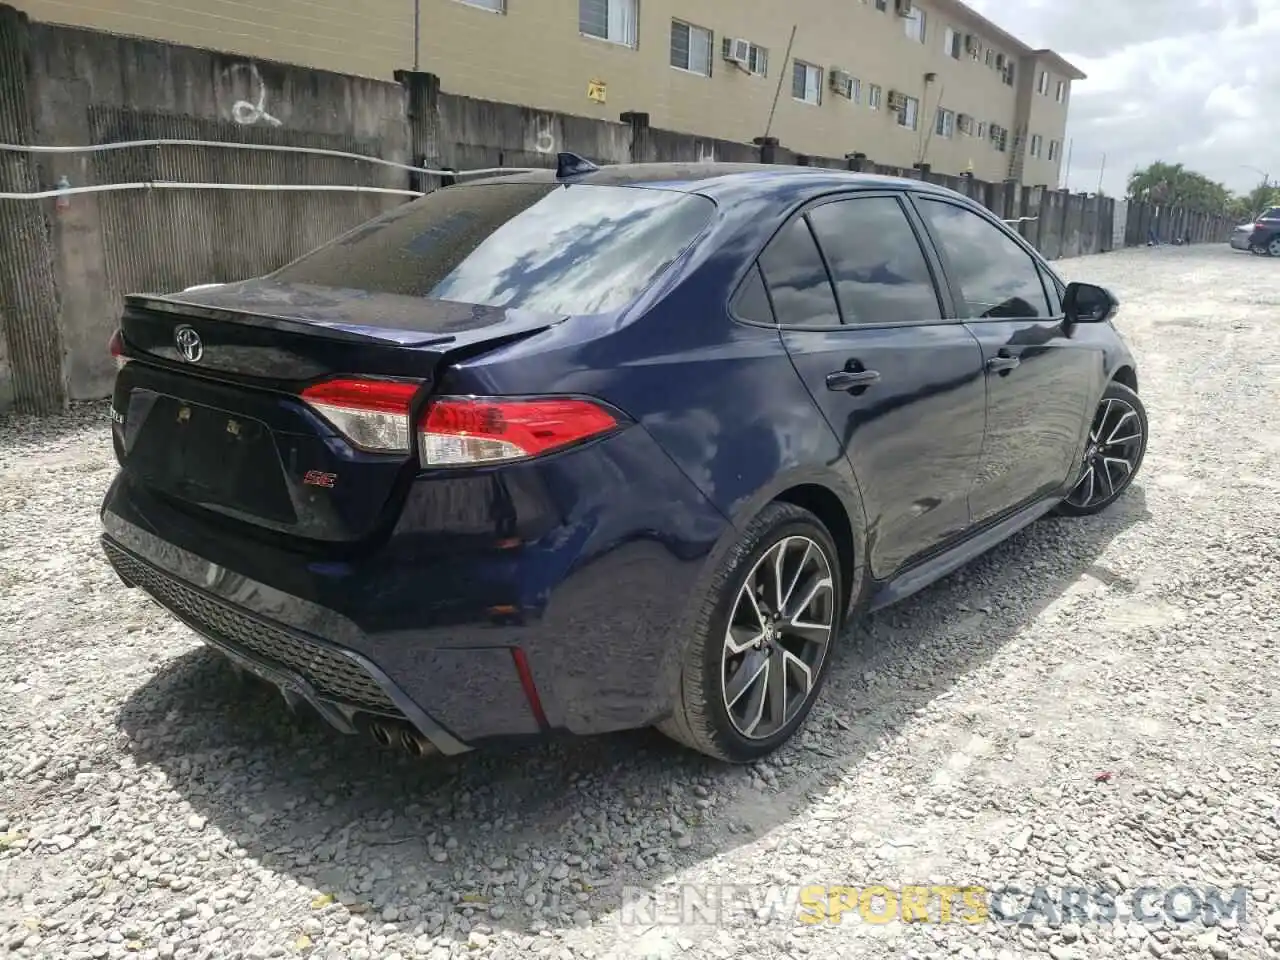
[101,157,1147,763]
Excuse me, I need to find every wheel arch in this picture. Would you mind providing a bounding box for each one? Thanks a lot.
[773,483,858,617]
[1111,364,1138,393]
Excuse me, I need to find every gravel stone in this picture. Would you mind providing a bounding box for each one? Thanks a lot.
[1,245,1277,960]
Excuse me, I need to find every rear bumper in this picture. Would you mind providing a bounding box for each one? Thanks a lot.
[100,424,730,749]
[101,534,472,753]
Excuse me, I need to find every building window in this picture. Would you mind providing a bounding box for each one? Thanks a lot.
[456,0,504,10]
[831,73,861,102]
[897,95,920,130]
[579,0,638,48]
[957,113,974,136]
[1048,139,1060,161]
[1056,80,1067,103]
[723,37,768,76]
[936,108,955,138]
[903,8,926,43]
[670,20,712,75]
[875,0,887,9]
[1003,62,1016,86]
[943,27,961,59]
[1029,134,1043,158]
[977,120,987,140]
[985,49,994,67]
[991,124,1007,152]
[868,84,882,109]
[792,60,822,104]
[1037,70,1050,95]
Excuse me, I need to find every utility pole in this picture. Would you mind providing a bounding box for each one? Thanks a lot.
[413,0,420,69]
[1096,152,1106,195]
[763,24,798,142]
[1063,138,1073,191]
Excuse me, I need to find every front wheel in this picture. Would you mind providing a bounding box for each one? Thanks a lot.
[658,502,843,763]
[1056,381,1148,517]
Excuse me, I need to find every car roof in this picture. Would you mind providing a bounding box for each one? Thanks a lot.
[462,161,964,205]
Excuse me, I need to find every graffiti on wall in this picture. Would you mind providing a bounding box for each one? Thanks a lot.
[532,115,557,154]
[221,62,282,127]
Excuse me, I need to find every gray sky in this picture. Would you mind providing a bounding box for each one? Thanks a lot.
[966,0,1277,197]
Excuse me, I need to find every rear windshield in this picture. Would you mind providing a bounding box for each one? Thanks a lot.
[1263,207,1280,219]
[272,182,715,315]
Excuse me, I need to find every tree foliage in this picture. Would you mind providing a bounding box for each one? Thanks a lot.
[1126,161,1280,220]
[1126,162,1234,214]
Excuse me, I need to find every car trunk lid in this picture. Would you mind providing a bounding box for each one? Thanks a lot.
[111,278,565,545]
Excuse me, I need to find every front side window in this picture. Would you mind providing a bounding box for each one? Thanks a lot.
[579,0,638,47]
[807,197,941,324]
[757,218,840,326]
[915,198,1050,320]
[273,183,714,316]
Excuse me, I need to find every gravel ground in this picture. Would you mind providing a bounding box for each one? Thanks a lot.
[2,243,1278,960]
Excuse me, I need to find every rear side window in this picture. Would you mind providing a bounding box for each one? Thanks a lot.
[1263,208,1280,219]
[272,182,715,315]
[757,218,840,326]
[732,264,775,324]
[806,196,942,323]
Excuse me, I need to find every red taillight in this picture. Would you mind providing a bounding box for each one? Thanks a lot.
[108,329,128,368]
[300,377,422,453]
[299,378,620,465]
[419,396,619,466]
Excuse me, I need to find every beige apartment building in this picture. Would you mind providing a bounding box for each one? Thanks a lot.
[12,0,1083,185]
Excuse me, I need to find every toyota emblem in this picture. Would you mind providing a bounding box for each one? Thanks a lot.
[173,325,203,363]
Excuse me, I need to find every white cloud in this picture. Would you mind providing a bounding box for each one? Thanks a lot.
[967,0,1280,196]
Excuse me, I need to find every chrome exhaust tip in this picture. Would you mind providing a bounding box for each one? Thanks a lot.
[369,721,393,748]
[400,727,436,757]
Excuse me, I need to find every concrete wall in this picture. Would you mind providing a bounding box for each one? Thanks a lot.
[1,8,408,411]
[10,0,1067,184]
[0,7,1239,413]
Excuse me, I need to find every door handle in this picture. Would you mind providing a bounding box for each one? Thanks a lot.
[987,353,1020,373]
[826,368,881,391]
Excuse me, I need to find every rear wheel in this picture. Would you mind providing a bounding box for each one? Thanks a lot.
[1056,381,1148,517]
[1268,237,1280,257]
[658,502,842,763]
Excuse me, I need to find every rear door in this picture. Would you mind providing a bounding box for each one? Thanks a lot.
[909,194,1098,525]
[762,193,987,580]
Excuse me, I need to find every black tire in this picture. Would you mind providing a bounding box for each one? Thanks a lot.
[1055,380,1148,517]
[657,502,844,763]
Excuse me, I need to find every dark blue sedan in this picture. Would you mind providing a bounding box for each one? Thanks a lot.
[101,156,1147,763]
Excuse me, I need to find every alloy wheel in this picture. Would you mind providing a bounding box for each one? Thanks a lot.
[1065,396,1145,510]
[721,535,835,740]
[1269,237,1280,257]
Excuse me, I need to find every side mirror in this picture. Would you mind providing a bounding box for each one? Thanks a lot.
[1063,281,1119,324]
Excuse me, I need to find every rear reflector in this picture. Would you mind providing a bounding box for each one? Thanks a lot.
[419,396,618,466]
[300,378,421,453]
